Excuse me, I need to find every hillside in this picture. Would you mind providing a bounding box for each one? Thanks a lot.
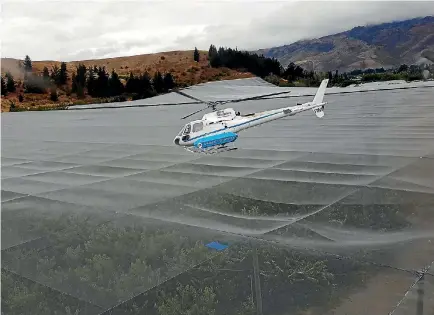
[1,50,254,112]
[255,16,434,72]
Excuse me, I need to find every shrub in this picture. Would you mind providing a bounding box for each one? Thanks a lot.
[50,87,58,101]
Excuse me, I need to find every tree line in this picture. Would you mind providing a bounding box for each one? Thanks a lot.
[203,45,431,87]
[1,55,176,102]
[325,63,429,87]
[205,45,323,86]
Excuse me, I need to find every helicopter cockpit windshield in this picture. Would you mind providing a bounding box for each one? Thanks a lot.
[178,123,192,136]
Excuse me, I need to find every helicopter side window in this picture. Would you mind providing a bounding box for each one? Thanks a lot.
[192,122,203,133]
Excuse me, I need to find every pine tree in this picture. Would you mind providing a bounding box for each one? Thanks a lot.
[87,66,96,96]
[70,64,87,98]
[23,55,32,72]
[75,64,87,86]
[51,65,60,83]
[5,72,16,92]
[108,69,124,96]
[125,72,135,94]
[1,76,7,96]
[59,62,68,85]
[42,67,50,80]
[193,47,200,62]
[208,44,217,60]
[76,84,85,99]
[153,71,165,93]
[140,72,154,97]
[71,73,77,93]
[163,72,175,91]
[398,64,408,73]
[95,66,109,97]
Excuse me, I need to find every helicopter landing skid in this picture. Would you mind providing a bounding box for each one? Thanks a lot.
[184,144,237,155]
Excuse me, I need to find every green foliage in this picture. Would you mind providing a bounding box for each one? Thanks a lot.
[283,62,306,82]
[75,64,87,87]
[2,270,87,315]
[157,284,217,315]
[86,66,96,96]
[42,66,50,79]
[76,84,85,99]
[1,195,409,315]
[59,62,68,85]
[71,64,87,99]
[50,87,58,101]
[208,44,218,60]
[5,72,16,92]
[50,64,59,82]
[194,47,200,62]
[397,64,409,73]
[337,63,425,86]
[92,66,110,97]
[1,76,7,95]
[153,71,165,93]
[24,73,46,94]
[23,55,32,72]
[125,71,157,99]
[264,74,280,85]
[9,99,16,111]
[140,72,155,97]
[163,72,176,90]
[209,46,282,78]
[108,69,124,96]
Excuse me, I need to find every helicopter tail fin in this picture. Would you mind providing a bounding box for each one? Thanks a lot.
[312,79,329,105]
[311,79,329,118]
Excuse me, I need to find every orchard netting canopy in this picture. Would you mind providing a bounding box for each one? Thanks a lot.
[2,77,434,315]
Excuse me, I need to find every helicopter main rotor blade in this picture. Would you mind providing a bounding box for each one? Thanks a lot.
[181,107,209,120]
[226,90,292,103]
[173,89,209,105]
[174,87,292,120]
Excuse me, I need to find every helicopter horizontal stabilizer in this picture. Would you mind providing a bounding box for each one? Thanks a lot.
[313,107,325,118]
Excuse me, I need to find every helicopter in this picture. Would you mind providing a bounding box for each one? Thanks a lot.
[173,79,329,153]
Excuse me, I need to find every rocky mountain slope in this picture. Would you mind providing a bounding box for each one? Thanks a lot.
[255,16,434,72]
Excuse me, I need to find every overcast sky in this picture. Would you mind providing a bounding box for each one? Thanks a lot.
[2,0,433,61]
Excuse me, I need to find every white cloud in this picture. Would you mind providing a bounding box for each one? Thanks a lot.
[1,0,433,61]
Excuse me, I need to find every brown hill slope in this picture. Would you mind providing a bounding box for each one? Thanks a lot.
[1,50,253,85]
[1,50,254,112]
[255,16,434,72]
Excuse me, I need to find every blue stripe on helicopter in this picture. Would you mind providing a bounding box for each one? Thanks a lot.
[189,111,281,141]
[194,132,238,148]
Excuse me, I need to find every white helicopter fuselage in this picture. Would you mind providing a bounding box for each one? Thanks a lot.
[173,79,329,150]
